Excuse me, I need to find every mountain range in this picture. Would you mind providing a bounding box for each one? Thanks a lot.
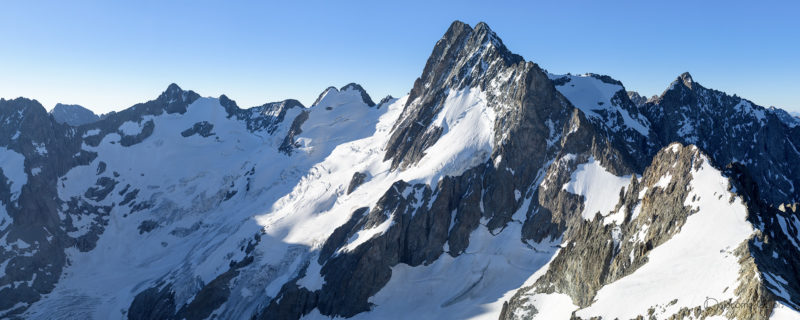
[0,21,799,319]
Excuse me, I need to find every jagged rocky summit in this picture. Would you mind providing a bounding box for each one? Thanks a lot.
[0,21,798,320]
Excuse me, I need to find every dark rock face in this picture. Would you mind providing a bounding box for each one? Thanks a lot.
[346,172,367,195]
[626,91,647,108]
[0,84,278,317]
[1,20,799,320]
[84,84,200,149]
[219,95,306,134]
[181,121,215,137]
[119,120,155,147]
[377,95,395,108]
[260,20,645,319]
[256,21,800,319]
[0,97,91,317]
[383,21,524,170]
[279,110,310,155]
[726,163,800,311]
[50,103,100,126]
[549,73,657,171]
[128,285,177,320]
[504,144,798,319]
[509,145,705,313]
[640,73,800,205]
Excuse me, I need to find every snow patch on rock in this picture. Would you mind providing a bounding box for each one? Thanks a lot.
[562,157,630,220]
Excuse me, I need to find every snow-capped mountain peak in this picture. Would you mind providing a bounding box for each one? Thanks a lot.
[678,71,695,88]
[312,83,375,108]
[0,20,799,320]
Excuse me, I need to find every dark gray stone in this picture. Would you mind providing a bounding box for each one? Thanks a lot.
[180,121,215,137]
[346,172,367,195]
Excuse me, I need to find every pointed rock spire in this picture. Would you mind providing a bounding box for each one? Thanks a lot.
[679,72,694,89]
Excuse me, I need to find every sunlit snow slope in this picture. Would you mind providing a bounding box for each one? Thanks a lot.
[0,20,798,320]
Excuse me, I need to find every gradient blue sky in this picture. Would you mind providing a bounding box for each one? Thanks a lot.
[1,1,799,114]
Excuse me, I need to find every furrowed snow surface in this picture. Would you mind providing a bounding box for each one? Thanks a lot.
[23,88,384,319]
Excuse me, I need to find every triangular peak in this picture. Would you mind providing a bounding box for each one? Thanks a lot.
[678,72,694,89]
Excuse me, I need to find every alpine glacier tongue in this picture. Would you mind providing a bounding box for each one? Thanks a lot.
[0,20,798,320]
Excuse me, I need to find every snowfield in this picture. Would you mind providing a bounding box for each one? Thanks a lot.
[562,157,631,221]
[5,79,797,319]
[23,85,543,319]
[576,155,756,319]
[2,19,800,320]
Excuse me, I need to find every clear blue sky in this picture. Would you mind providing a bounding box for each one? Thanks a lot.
[1,0,799,114]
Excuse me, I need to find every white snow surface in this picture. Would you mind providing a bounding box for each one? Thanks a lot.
[14,79,791,319]
[118,120,146,136]
[302,200,559,320]
[518,293,578,320]
[562,157,630,220]
[575,155,755,319]
[25,90,379,319]
[549,73,650,136]
[24,86,520,319]
[772,302,800,320]
[0,147,27,201]
[420,88,496,184]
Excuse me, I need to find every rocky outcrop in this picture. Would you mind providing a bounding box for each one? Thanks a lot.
[0,98,90,317]
[502,143,796,319]
[181,121,215,138]
[641,73,800,205]
[278,110,310,155]
[219,95,306,134]
[376,95,395,108]
[515,145,703,309]
[627,91,648,108]
[346,172,367,195]
[84,84,200,148]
